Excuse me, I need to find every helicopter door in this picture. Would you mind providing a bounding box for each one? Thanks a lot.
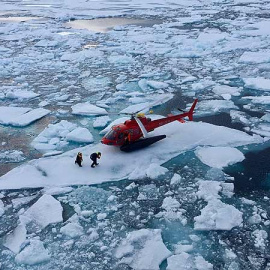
[117,132,125,144]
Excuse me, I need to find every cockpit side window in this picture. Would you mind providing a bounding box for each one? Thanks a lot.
[105,130,117,140]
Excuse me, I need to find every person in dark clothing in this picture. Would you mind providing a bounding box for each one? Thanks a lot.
[75,152,83,167]
[90,152,101,168]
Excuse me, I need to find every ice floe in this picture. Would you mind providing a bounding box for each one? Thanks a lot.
[72,102,108,116]
[194,199,243,231]
[0,106,50,127]
[15,239,50,265]
[115,229,171,270]
[0,121,263,189]
[195,146,245,169]
[19,194,63,230]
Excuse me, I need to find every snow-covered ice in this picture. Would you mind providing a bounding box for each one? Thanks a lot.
[195,146,245,169]
[0,121,262,189]
[19,194,63,229]
[194,199,243,231]
[115,229,171,270]
[15,239,50,265]
[0,107,50,127]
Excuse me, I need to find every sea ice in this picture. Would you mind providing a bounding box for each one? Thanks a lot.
[93,116,111,128]
[195,146,245,169]
[0,121,263,190]
[20,194,63,229]
[194,199,243,231]
[195,100,238,116]
[15,239,50,265]
[0,106,50,127]
[0,150,25,163]
[72,102,108,116]
[66,127,94,143]
[4,224,27,254]
[60,222,84,238]
[146,163,168,179]
[243,77,270,91]
[167,253,213,270]
[115,229,171,270]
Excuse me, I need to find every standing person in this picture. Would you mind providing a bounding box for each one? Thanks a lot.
[90,152,101,168]
[75,152,83,167]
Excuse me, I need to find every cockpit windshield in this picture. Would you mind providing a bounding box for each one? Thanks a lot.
[104,129,117,140]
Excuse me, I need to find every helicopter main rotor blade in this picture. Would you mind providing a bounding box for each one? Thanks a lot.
[134,117,148,138]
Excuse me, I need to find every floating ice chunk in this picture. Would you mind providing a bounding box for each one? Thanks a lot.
[174,243,193,253]
[0,150,25,163]
[252,229,268,249]
[230,110,250,125]
[146,163,168,179]
[243,77,270,91]
[170,173,182,186]
[137,184,159,200]
[4,224,27,254]
[242,96,270,105]
[93,116,111,128]
[97,213,107,220]
[195,256,214,270]
[60,222,84,238]
[12,195,37,209]
[167,253,193,270]
[21,194,63,229]
[146,80,169,89]
[194,199,243,231]
[15,239,50,265]
[212,84,241,97]
[66,127,94,143]
[7,108,50,127]
[115,229,171,270]
[32,120,84,152]
[167,252,213,270]
[241,197,256,205]
[197,180,222,201]
[221,183,234,198]
[108,54,134,65]
[72,102,108,116]
[161,197,180,210]
[35,40,58,47]
[195,100,238,116]
[6,89,39,100]
[239,51,270,64]
[195,147,245,169]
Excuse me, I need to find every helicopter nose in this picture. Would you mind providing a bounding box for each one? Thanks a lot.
[101,138,113,145]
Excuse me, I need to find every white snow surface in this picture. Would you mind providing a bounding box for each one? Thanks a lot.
[0,106,50,127]
[72,103,108,116]
[4,224,27,254]
[115,229,172,270]
[243,77,270,91]
[194,199,243,231]
[20,194,63,229]
[60,222,84,238]
[0,121,262,189]
[167,252,213,270]
[15,239,50,265]
[66,127,94,143]
[195,146,245,169]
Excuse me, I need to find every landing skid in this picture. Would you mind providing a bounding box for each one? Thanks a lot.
[120,135,166,152]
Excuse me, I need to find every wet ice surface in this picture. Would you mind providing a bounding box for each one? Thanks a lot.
[1,0,270,269]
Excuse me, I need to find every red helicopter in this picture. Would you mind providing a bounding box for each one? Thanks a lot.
[101,99,198,152]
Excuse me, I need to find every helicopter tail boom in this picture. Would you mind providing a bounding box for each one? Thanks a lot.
[187,98,198,121]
